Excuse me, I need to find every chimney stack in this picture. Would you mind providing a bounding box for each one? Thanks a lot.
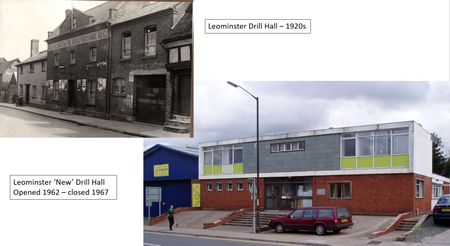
[109,9,117,19]
[65,9,71,16]
[30,39,39,57]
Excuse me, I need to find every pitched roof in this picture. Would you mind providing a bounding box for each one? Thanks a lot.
[17,51,47,66]
[144,144,198,158]
[167,3,192,39]
[0,60,16,74]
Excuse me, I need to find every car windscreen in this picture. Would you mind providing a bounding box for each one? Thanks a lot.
[437,196,450,205]
[336,208,350,218]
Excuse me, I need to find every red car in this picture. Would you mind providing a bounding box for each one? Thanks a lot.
[268,207,353,235]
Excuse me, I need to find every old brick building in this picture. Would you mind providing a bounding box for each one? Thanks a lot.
[0,58,20,103]
[45,1,192,131]
[199,121,435,216]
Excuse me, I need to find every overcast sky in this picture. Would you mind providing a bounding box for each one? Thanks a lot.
[0,0,105,61]
[144,81,450,154]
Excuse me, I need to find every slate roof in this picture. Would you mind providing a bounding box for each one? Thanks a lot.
[0,60,16,74]
[144,143,198,157]
[17,51,47,66]
[167,3,192,39]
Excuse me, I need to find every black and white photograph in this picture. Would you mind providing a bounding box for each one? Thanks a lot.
[0,0,193,137]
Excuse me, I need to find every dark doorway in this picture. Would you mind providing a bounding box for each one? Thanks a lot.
[265,178,313,210]
[25,84,30,104]
[68,80,76,107]
[135,75,166,125]
[177,73,191,117]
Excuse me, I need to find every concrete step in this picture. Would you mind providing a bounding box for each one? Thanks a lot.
[163,124,189,133]
[173,114,190,122]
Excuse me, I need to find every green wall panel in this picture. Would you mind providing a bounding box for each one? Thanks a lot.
[341,157,356,169]
[374,156,390,168]
[203,166,212,175]
[357,157,373,168]
[392,155,409,167]
[213,165,222,175]
[233,163,244,174]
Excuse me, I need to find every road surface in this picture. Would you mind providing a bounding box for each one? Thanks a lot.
[0,106,131,137]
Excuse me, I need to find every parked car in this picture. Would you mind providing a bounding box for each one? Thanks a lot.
[268,207,353,235]
[433,194,450,224]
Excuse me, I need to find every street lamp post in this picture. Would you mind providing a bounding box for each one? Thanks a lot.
[227,81,260,233]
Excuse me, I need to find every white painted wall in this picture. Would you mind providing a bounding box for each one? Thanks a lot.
[413,122,432,177]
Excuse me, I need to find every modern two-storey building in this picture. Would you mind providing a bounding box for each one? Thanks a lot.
[199,121,433,216]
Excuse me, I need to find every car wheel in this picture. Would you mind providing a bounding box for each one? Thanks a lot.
[315,224,326,235]
[333,229,341,234]
[275,223,285,233]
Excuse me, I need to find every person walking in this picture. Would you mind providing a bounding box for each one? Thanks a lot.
[167,205,175,230]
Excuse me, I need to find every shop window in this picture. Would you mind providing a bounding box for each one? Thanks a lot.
[271,141,305,153]
[144,26,156,56]
[227,183,233,191]
[207,183,212,192]
[70,50,76,64]
[416,180,424,198]
[54,53,59,66]
[32,85,37,98]
[87,79,96,105]
[41,86,46,99]
[329,183,351,199]
[216,183,222,191]
[121,32,131,59]
[90,47,97,62]
[237,182,244,191]
[112,78,126,96]
[41,61,46,72]
[29,63,34,73]
[53,80,59,101]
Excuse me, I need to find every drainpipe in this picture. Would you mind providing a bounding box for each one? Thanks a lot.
[105,22,112,120]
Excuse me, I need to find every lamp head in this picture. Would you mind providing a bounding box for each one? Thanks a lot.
[227,81,239,88]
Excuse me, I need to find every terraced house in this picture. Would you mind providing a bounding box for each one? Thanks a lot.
[199,121,436,216]
[45,1,192,132]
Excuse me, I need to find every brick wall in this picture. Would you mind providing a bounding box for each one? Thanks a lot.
[313,174,417,216]
[200,178,265,210]
[444,182,450,194]
[413,173,432,215]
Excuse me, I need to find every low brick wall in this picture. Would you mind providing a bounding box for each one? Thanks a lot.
[203,208,250,229]
[149,207,201,226]
[370,212,413,238]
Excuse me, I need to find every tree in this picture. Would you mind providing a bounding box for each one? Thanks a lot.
[431,133,449,177]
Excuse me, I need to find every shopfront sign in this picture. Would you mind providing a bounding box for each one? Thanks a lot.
[154,164,169,177]
[48,29,108,51]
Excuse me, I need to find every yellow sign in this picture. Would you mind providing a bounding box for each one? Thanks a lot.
[192,183,201,208]
[154,164,169,177]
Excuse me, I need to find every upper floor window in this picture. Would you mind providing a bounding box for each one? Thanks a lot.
[29,63,34,73]
[90,47,97,62]
[54,53,59,66]
[121,32,131,59]
[203,145,243,166]
[271,141,305,153]
[70,51,76,64]
[41,61,46,72]
[19,66,23,74]
[169,45,191,63]
[144,26,156,56]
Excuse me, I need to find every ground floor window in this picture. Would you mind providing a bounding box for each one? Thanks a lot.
[87,79,96,105]
[433,185,442,198]
[237,182,244,191]
[416,180,424,198]
[227,183,233,191]
[216,183,222,191]
[329,182,351,199]
[19,85,23,96]
[207,183,212,191]
[32,85,37,98]
[41,86,46,99]
[53,80,59,101]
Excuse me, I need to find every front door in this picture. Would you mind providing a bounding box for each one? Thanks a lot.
[178,73,191,116]
[68,80,76,107]
[25,84,30,104]
[265,184,281,209]
[136,75,166,125]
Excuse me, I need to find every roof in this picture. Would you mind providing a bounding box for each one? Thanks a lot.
[17,51,47,66]
[200,121,422,147]
[0,59,16,74]
[165,3,192,40]
[144,144,198,158]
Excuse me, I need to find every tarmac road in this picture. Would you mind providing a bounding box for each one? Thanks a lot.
[0,106,131,137]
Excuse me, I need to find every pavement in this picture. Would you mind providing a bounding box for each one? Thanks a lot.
[0,102,189,138]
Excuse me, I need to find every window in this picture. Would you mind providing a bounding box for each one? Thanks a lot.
[20,66,23,74]
[121,32,131,59]
[169,48,178,63]
[271,141,305,153]
[227,183,233,191]
[87,80,96,105]
[291,210,303,219]
[32,85,37,98]
[29,63,34,73]
[112,78,126,95]
[207,183,212,192]
[53,80,59,101]
[342,138,356,157]
[433,185,442,199]
[180,46,190,61]
[213,147,222,166]
[19,85,23,96]
[41,85,46,99]
[204,147,213,166]
[302,209,314,218]
[316,209,333,218]
[41,61,46,72]
[329,183,351,199]
[70,50,76,64]
[416,180,424,198]
[375,131,390,156]
[393,133,408,154]
[248,182,253,192]
[72,17,77,29]
[234,147,243,163]
[144,26,156,56]
[216,183,222,191]
[169,45,191,63]
[237,182,244,191]
[54,53,59,66]
[90,47,97,62]
[358,132,373,156]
